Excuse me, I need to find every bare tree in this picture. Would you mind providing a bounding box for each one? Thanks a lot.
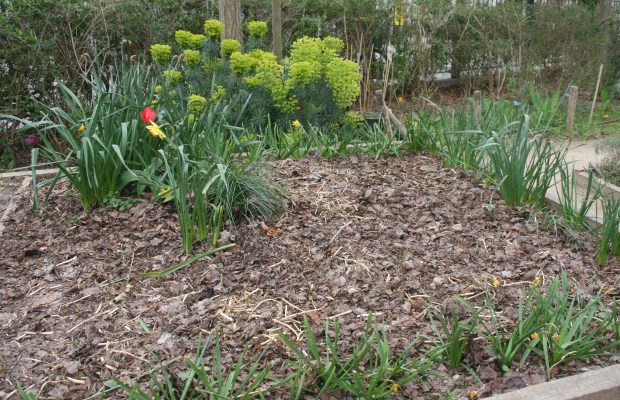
[219,0,243,43]
[272,0,283,60]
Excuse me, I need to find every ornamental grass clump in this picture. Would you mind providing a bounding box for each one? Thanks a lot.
[523,272,619,380]
[459,286,546,373]
[428,307,472,368]
[119,103,285,254]
[108,332,280,399]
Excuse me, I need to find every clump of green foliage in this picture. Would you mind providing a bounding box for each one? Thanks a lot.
[456,272,619,378]
[6,61,285,255]
[149,20,361,128]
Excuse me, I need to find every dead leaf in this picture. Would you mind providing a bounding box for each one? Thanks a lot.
[260,222,282,237]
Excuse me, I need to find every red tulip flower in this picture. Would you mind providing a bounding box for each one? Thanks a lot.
[24,134,41,146]
[141,106,157,124]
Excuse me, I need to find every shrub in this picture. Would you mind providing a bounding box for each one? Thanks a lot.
[325,58,361,108]
[188,94,207,114]
[246,20,268,38]
[152,25,361,128]
[150,44,172,64]
[221,39,242,57]
[204,18,224,39]
[290,61,320,85]
[182,49,202,68]
[175,29,206,50]
[209,85,226,104]
[343,111,364,129]
[163,69,183,85]
[230,52,256,76]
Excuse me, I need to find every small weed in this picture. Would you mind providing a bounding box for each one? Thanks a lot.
[103,194,141,211]
[439,391,459,400]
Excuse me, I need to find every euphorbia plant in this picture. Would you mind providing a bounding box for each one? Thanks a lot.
[149,19,362,129]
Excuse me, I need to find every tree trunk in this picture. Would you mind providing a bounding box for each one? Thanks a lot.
[219,0,243,44]
[272,0,283,60]
[599,0,612,66]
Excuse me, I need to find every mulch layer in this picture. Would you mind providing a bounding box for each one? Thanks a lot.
[1,154,619,399]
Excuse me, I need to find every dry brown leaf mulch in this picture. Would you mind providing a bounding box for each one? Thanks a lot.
[0,154,618,399]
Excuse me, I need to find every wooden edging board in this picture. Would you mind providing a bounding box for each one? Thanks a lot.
[575,170,620,201]
[485,363,620,400]
[544,189,603,228]
[0,168,59,179]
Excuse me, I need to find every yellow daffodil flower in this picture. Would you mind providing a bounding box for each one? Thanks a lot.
[158,187,174,201]
[292,119,301,128]
[530,332,539,340]
[391,383,399,393]
[147,122,166,139]
[491,276,501,288]
[468,390,479,400]
[532,276,541,286]
[77,123,86,133]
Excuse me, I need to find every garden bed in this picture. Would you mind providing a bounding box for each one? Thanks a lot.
[0,154,618,399]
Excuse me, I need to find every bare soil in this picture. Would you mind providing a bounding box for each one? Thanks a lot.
[0,154,618,399]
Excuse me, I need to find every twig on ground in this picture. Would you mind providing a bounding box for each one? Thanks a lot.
[329,221,353,243]
[328,310,353,319]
